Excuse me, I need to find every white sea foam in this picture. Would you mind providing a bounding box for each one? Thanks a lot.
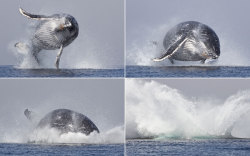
[1,125,124,144]
[28,125,124,144]
[126,80,250,139]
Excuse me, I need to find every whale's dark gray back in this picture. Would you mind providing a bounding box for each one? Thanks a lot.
[163,21,220,57]
[37,109,99,135]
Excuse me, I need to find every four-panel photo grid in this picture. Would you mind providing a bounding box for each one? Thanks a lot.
[1,0,250,156]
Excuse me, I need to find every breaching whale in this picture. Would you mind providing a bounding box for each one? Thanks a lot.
[24,109,99,135]
[153,21,220,64]
[16,8,79,69]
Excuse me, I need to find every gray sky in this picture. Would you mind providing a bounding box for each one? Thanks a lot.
[0,0,124,68]
[139,79,250,101]
[127,0,250,65]
[0,79,124,133]
[127,0,250,43]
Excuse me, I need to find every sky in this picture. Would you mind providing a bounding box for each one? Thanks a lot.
[126,0,250,65]
[0,0,124,68]
[0,79,124,133]
[139,79,250,101]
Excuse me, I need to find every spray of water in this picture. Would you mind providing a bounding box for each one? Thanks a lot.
[126,21,249,66]
[1,125,124,144]
[27,126,124,144]
[126,79,250,139]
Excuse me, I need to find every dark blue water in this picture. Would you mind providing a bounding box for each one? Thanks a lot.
[0,143,124,156]
[126,139,250,156]
[126,65,250,77]
[0,66,124,77]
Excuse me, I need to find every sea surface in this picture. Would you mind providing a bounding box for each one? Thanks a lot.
[0,66,124,77]
[126,65,250,77]
[126,139,250,156]
[0,143,124,156]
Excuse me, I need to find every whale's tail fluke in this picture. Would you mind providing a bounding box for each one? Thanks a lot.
[19,7,52,20]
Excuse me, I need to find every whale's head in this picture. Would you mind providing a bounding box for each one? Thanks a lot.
[53,14,79,47]
[63,15,79,39]
[206,27,220,60]
[209,50,220,60]
[209,43,220,60]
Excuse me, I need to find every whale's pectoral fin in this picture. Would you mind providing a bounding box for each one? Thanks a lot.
[153,36,188,62]
[19,8,52,20]
[55,45,63,69]
[24,109,33,121]
[24,109,38,123]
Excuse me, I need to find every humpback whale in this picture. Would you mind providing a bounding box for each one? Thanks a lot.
[24,109,99,135]
[153,21,220,64]
[16,8,79,69]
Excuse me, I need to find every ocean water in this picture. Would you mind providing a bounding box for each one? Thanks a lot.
[0,143,124,156]
[0,66,124,77]
[126,139,250,156]
[126,65,250,77]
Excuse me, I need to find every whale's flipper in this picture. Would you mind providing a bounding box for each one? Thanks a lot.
[24,109,33,120]
[24,108,38,123]
[55,45,63,69]
[153,36,188,62]
[24,109,41,125]
[19,8,52,20]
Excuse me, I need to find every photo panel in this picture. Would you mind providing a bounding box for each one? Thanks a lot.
[0,0,124,77]
[126,78,250,155]
[126,0,250,77]
[0,79,124,155]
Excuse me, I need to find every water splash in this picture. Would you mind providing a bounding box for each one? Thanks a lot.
[27,126,124,144]
[1,124,124,144]
[126,80,250,139]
